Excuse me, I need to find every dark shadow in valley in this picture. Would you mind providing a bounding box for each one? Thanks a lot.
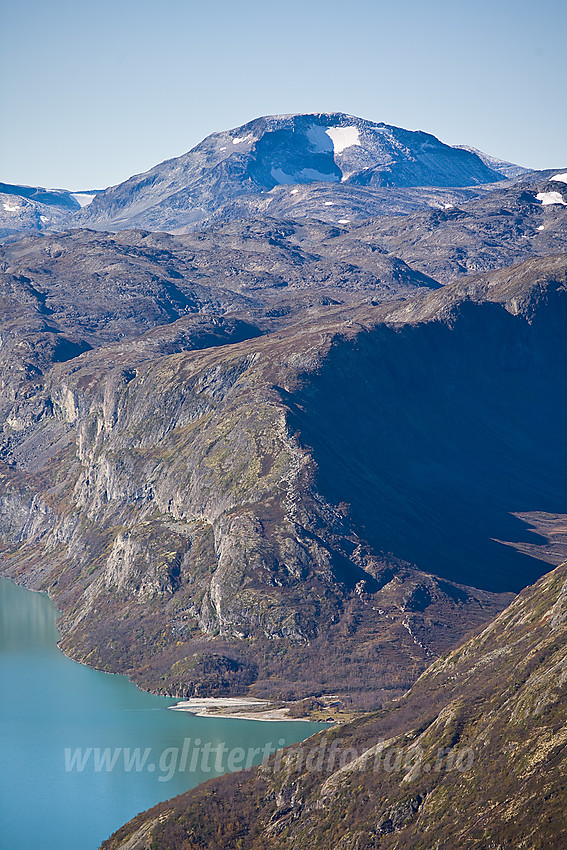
[289,293,567,593]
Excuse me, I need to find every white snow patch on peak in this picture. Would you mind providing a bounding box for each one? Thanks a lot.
[338,218,351,224]
[300,167,339,182]
[219,146,227,151]
[536,191,567,206]
[271,166,340,186]
[290,189,299,195]
[323,201,334,206]
[551,173,567,184]
[2,202,20,212]
[40,215,49,223]
[538,225,545,230]
[325,126,361,154]
[232,134,254,145]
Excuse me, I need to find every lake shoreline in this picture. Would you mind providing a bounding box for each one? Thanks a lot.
[168,696,331,723]
[1,576,326,850]
[2,576,350,724]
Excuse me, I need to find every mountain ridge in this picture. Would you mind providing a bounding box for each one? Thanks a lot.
[1,109,565,850]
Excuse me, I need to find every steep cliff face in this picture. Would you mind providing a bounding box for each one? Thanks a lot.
[292,256,567,593]
[1,255,565,704]
[100,559,567,850]
[0,305,505,701]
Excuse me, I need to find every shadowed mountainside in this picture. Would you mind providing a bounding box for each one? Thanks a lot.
[292,258,567,592]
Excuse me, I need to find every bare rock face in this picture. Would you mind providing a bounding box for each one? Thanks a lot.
[0,250,565,705]
[2,112,565,850]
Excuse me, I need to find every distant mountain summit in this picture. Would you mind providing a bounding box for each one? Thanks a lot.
[208,113,505,188]
[78,113,507,232]
[1,114,539,239]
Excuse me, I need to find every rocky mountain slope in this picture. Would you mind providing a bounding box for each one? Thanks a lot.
[454,144,530,178]
[76,113,506,233]
[0,115,545,241]
[338,171,567,281]
[0,182,96,240]
[0,249,565,705]
[0,223,437,415]
[101,558,567,850]
[2,112,565,850]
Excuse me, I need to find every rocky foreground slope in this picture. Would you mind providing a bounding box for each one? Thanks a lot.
[0,249,565,705]
[101,558,567,850]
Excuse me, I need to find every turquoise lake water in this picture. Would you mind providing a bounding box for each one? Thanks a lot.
[0,577,322,850]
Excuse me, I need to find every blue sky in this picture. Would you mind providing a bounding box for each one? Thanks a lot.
[1,0,565,190]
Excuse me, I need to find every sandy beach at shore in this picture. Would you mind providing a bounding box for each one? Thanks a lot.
[168,697,319,722]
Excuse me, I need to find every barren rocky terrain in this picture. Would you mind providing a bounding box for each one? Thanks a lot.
[0,120,565,689]
[1,236,565,704]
